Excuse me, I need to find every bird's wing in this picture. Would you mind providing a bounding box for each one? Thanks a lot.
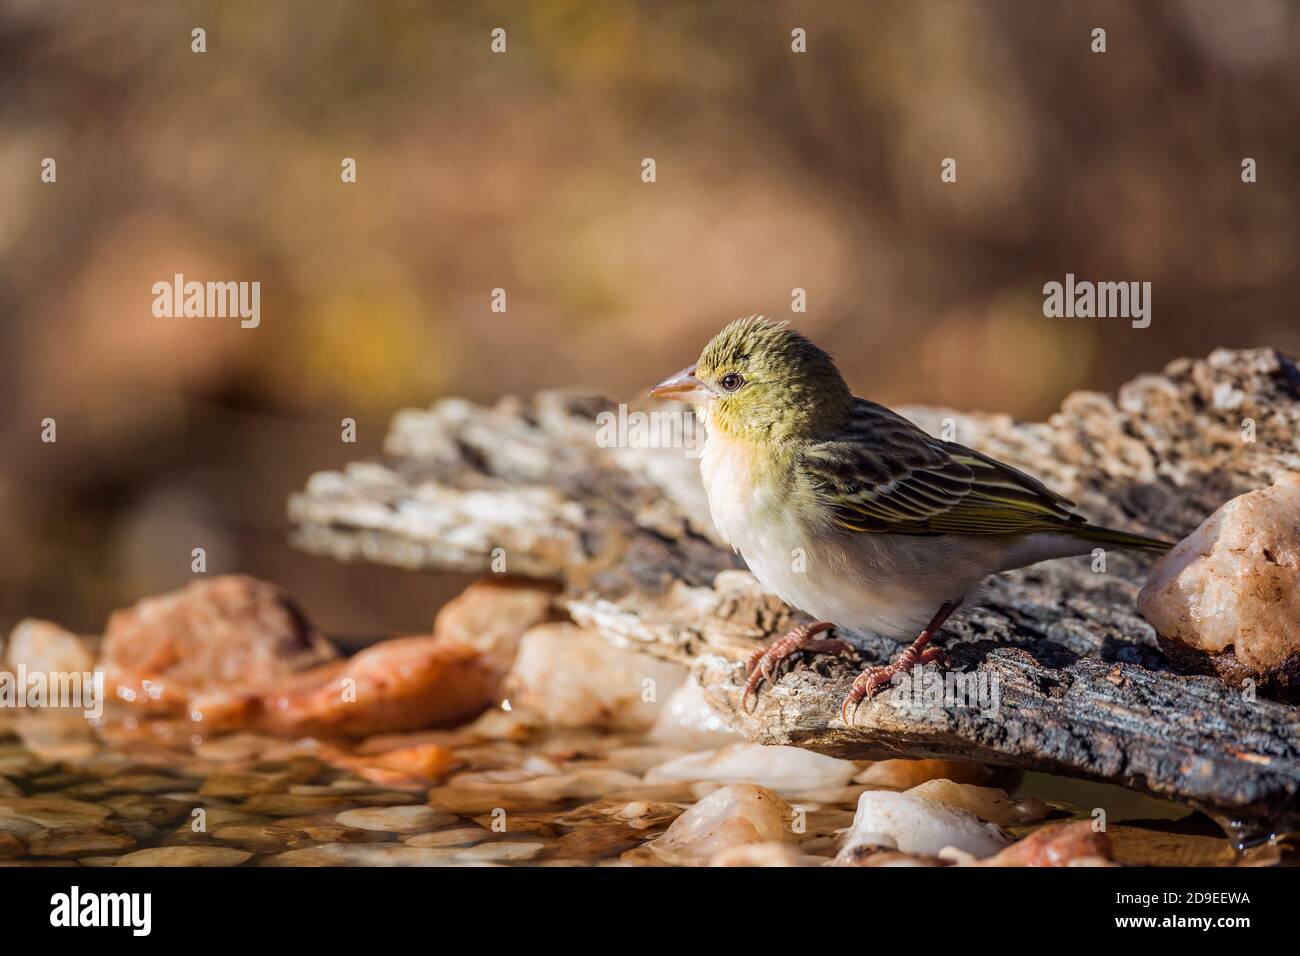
[801,400,1087,536]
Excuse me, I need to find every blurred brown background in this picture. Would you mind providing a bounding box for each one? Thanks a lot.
[2,0,1297,636]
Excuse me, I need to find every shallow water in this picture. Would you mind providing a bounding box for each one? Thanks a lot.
[0,708,1279,867]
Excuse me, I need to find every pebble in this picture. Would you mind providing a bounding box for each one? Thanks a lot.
[115,846,254,867]
[334,805,456,833]
[1139,474,1300,683]
[24,825,136,858]
[907,779,1048,826]
[504,623,686,731]
[403,827,489,848]
[644,784,793,865]
[837,791,1010,861]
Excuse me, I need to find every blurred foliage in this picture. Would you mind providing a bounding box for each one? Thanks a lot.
[1,0,1297,633]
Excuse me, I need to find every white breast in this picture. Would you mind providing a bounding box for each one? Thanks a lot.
[698,424,1006,640]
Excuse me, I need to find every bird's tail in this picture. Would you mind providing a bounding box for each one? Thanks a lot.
[1074,524,1174,554]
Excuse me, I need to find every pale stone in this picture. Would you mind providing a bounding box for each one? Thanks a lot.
[907,779,1049,826]
[645,743,859,794]
[403,827,489,848]
[453,841,544,862]
[709,842,815,867]
[503,623,686,730]
[115,846,253,866]
[4,620,96,681]
[432,578,556,680]
[334,805,455,833]
[644,784,793,865]
[648,676,740,749]
[25,826,136,858]
[0,796,112,837]
[837,791,1010,861]
[1140,474,1300,674]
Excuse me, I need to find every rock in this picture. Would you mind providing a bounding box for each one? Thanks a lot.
[648,676,741,749]
[837,791,1010,861]
[102,575,338,714]
[3,620,96,682]
[453,841,545,862]
[334,806,456,833]
[553,799,683,831]
[0,796,112,837]
[239,793,361,816]
[329,743,460,788]
[504,623,686,730]
[708,842,815,867]
[1139,474,1300,697]
[115,846,253,867]
[834,845,950,866]
[428,768,644,814]
[0,832,25,858]
[645,743,860,795]
[906,780,1049,826]
[854,759,991,789]
[0,777,19,798]
[24,825,136,858]
[432,578,557,681]
[262,843,458,866]
[552,826,645,860]
[236,635,500,738]
[209,825,296,853]
[403,827,489,848]
[643,784,793,865]
[951,820,1114,867]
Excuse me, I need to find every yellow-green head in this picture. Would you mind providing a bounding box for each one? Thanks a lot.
[651,316,853,443]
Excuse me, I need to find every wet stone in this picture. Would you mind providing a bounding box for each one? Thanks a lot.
[24,825,137,858]
[239,793,362,816]
[115,846,254,867]
[334,805,456,833]
[402,827,489,848]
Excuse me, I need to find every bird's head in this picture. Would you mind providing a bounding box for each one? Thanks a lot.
[650,315,853,443]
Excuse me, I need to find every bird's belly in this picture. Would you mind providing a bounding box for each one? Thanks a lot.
[734,525,1000,640]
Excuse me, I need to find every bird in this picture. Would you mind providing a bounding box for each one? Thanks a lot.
[649,315,1171,722]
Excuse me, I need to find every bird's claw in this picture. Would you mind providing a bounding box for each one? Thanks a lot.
[740,621,852,712]
[839,645,949,724]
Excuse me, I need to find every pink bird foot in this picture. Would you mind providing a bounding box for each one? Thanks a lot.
[742,621,855,712]
[840,601,959,723]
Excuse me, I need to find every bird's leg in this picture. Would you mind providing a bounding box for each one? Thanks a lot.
[742,621,855,712]
[840,601,960,723]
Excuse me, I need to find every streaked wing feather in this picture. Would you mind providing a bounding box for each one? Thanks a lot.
[802,400,1085,537]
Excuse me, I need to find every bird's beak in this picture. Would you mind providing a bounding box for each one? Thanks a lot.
[649,364,707,402]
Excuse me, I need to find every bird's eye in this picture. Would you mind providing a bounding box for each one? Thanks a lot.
[720,373,744,392]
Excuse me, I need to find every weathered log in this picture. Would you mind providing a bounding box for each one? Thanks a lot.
[288,348,1300,823]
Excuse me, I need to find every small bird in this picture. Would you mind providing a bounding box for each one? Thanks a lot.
[650,316,1171,721]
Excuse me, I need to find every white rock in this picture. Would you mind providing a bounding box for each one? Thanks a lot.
[645,783,792,865]
[4,620,96,680]
[647,675,740,749]
[1139,474,1300,672]
[709,842,814,867]
[906,779,1048,826]
[837,791,1010,861]
[645,743,859,794]
[335,805,455,833]
[504,623,685,730]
